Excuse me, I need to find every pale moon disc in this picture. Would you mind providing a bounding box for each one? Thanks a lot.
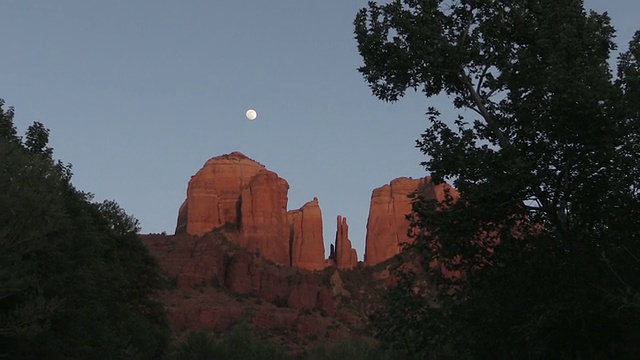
[246,109,257,120]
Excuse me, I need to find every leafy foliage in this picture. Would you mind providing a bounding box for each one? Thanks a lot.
[171,323,292,360]
[356,1,640,358]
[170,323,407,360]
[306,337,403,360]
[0,99,170,359]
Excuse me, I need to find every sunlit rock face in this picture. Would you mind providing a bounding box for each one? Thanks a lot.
[176,153,458,269]
[288,197,326,271]
[330,215,358,270]
[176,152,290,266]
[240,170,290,266]
[364,177,458,266]
[176,151,266,236]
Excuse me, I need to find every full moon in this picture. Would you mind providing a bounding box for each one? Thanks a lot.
[246,109,257,121]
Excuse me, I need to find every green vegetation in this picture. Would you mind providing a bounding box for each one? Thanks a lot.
[306,337,404,360]
[0,99,170,359]
[170,322,407,360]
[334,265,387,319]
[170,322,293,360]
[356,0,640,358]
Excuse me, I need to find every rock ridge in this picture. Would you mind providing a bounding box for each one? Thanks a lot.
[175,152,456,269]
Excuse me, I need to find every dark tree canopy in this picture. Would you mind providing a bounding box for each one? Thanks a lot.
[0,99,170,359]
[356,1,640,358]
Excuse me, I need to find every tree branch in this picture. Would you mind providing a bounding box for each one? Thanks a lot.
[476,64,490,95]
[551,154,581,236]
[460,73,510,147]
[459,71,557,221]
[458,7,474,47]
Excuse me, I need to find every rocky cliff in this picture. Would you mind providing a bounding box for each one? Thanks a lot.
[364,177,458,266]
[153,152,465,353]
[176,151,266,236]
[288,197,326,271]
[176,152,457,269]
[140,233,372,353]
[239,170,290,265]
[177,152,329,270]
[329,216,358,269]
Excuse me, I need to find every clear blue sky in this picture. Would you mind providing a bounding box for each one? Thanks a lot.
[2,1,637,259]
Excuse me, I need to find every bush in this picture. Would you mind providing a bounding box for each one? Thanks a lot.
[306,337,403,360]
[171,322,292,360]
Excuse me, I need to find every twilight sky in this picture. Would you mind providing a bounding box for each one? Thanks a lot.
[2,0,638,259]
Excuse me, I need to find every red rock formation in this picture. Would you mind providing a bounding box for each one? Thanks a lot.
[364,177,458,266]
[287,197,326,271]
[287,283,322,310]
[140,232,348,349]
[175,201,188,234]
[175,153,457,271]
[175,152,292,266]
[177,152,265,236]
[331,216,358,269]
[239,170,290,265]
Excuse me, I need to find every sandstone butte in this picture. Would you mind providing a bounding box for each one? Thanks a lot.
[364,177,459,266]
[176,151,267,236]
[176,152,326,270]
